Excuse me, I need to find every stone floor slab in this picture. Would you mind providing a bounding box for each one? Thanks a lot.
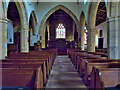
[45,55,88,89]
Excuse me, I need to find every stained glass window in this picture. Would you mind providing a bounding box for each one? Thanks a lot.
[56,24,65,39]
[84,26,88,44]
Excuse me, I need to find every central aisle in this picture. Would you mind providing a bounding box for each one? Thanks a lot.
[46,55,88,89]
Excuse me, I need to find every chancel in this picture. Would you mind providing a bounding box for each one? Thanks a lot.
[0,0,120,89]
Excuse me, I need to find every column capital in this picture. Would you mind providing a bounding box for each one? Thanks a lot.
[108,16,120,21]
[88,27,96,31]
[0,18,9,24]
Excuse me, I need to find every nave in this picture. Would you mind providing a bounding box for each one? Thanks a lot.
[1,1,120,89]
[1,48,120,89]
[46,55,87,88]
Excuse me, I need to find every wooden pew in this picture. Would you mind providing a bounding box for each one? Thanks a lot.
[84,60,119,86]
[88,52,108,58]
[2,59,48,85]
[6,57,50,77]
[70,51,89,67]
[6,49,57,78]
[1,67,43,89]
[7,53,53,70]
[8,48,57,65]
[70,51,107,69]
[95,48,107,53]
[90,67,120,89]
[73,51,107,70]
[2,48,57,89]
[77,56,103,77]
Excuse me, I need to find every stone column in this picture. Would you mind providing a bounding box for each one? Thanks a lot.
[20,29,29,52]
[78,13,85,50]
[72,22,75,41]
[46,21,50,41]
[42,26,46,49]
[77,30,81,49]
[87,27,96,52]
[0,18,9,59]
[77,22,81,49]
[80,25,85,50]
[20,17,29,52]
[107,2,120,59]
[108,17,120,59]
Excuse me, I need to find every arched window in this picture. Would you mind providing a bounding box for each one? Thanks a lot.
[56,24,65,39]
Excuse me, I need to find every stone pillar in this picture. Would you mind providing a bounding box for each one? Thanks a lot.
[79,19,85,51]
[0,18,9,59]
[20,17,29,52]
[107,2,120,59]
[72,22,75,41]
[46,21,50,41]
[80,25,85,50]
[77,30,81,49]
[42,26,46,49]
[78,13,85,50]
[87,27,96,52]
[108,17,120,59]
[20,29,29,52]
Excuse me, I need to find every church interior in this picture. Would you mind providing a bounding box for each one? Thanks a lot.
[0,0,120,89]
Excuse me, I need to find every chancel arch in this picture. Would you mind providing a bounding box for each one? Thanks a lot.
[38,5,79,49]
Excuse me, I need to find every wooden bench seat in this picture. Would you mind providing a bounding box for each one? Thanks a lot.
[84,60,120,86]
[70,51,92,67]
[2,59,48,84]
[1,62,47,86]
[6,58,50,76]
[1,67,43,89]
[88,52,108,57]
[95,48,107,53]
[90,67,120,89]
[70,51,107,69]
[6,54,53,70]
[7,49,57,66]
[77,56,103,77]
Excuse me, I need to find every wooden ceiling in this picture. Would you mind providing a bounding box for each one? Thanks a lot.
[48,2,107,26]
[48,9,73,23]
[96,2,107,26]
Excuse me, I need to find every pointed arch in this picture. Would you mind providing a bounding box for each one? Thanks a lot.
[87,0,108,52]
[14,1,28,30]
[87,1,101,28]
[7,1,28,31]
[80,11,86,26]
[29,11,37,35]
[7,1,29,52]
[38,4,79,48]
[39,4,79,34]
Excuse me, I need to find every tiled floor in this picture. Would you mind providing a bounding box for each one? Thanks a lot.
[45,55,88,89]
